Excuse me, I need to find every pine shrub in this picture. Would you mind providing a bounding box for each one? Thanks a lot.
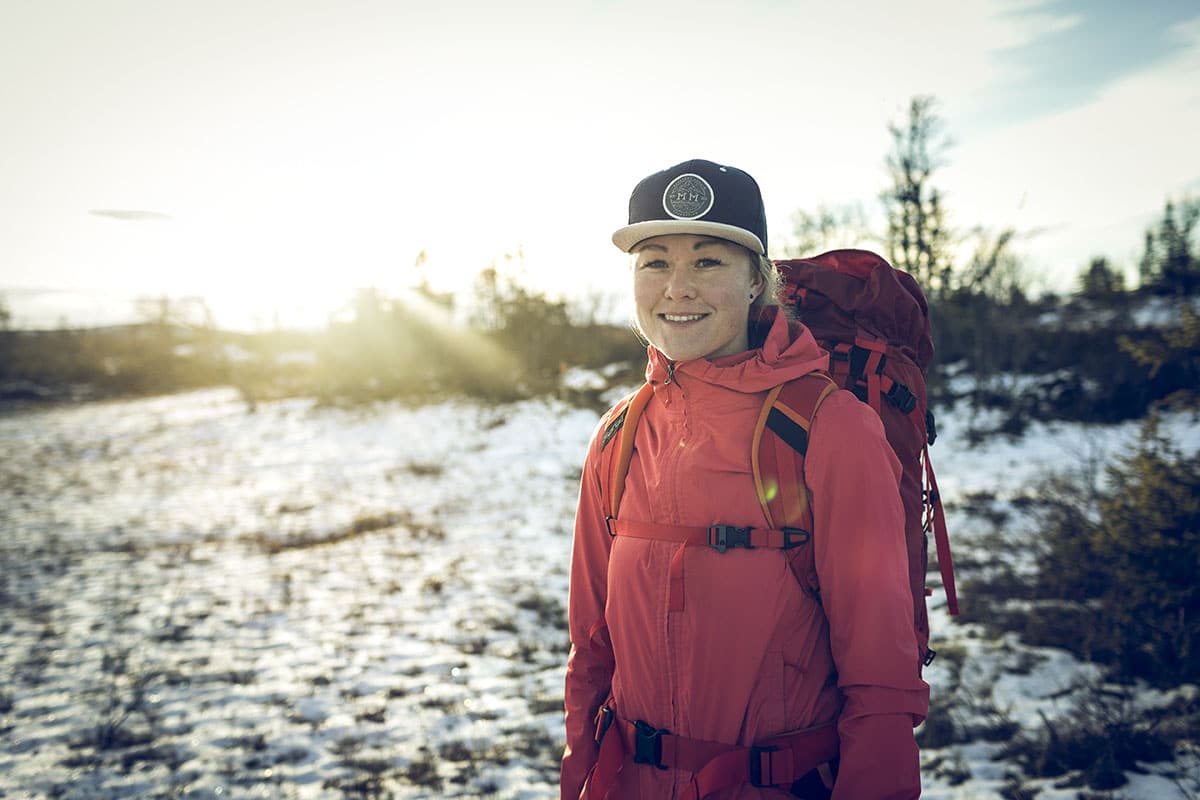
[1029,418,1200,686]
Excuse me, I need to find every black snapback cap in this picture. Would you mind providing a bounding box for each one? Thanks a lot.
[612,159,767,254]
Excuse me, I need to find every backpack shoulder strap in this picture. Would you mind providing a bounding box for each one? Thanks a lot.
[598,382,655,520]
[603,376,835,527]
[752,372,838,529]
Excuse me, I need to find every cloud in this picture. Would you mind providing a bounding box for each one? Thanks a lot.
[966,0,1200,128]
[942,14,1200,284]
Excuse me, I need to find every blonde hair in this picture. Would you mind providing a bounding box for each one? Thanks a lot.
[749,250,784,313]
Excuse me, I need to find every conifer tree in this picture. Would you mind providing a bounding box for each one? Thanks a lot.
[1080,256,1126,297]
[1139,198,1199,295]
[882,96,952,299]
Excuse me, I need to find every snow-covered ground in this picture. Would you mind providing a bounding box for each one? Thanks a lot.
[1,385,1196,799]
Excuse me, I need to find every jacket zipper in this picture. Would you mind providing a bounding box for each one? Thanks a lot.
[664,359,682,798]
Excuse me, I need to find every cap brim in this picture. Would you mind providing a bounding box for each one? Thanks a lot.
[612,220,765,255]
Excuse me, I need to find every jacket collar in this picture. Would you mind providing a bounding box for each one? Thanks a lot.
[645,306,830,394]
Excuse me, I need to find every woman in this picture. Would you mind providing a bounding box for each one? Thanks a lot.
[561,159,930,799]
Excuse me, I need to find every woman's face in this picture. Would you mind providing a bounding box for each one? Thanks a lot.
[633,234,763,362]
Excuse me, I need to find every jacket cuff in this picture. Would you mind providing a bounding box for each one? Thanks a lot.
[840,684,930,726]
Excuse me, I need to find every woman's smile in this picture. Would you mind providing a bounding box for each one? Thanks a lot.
[633,234,762,362]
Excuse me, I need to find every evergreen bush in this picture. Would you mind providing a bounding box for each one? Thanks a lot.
[1003,686,1177,791]
[970,418,1200,687]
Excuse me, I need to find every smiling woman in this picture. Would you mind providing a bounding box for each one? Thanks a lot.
[562,158,929,800]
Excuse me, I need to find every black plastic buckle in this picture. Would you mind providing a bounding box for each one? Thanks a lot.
[884,381,917,414]
[708,525,753,554]
[749,744,780,787]
[781,528,810,549]
[632,720,669,769]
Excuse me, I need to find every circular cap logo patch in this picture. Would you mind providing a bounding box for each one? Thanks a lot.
[662,173,714,219]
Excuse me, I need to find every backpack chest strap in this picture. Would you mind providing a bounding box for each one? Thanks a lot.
[607,518,811,611]
[608,518,811,551]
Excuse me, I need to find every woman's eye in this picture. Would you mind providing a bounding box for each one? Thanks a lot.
[640,259,668,269]
[696,258,723,268]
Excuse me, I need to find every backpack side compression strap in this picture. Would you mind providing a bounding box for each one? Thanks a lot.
[923,445,959,616]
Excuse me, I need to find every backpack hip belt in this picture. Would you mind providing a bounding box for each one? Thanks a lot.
[589,703,838,800]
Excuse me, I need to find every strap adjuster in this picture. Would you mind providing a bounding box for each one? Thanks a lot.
[749,744,781,787]
[708,524,752,553]
[632,720,669,769]
[883,380,917,414]
[593,705,614,744]
[923,647,937,667]
[781,527,810,549]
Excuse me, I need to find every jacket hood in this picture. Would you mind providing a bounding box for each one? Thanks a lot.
[645,306,830,393]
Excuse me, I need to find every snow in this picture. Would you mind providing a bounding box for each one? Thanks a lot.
[1,384,1197,798]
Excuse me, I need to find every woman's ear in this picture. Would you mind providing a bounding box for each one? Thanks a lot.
[749,266,765,300]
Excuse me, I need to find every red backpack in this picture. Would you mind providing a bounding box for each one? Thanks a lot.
[778,249,959,664]
[600,249,957,670]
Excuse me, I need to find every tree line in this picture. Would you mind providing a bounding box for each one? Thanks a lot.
[1,95,1196,418]
[868,96,1198,431]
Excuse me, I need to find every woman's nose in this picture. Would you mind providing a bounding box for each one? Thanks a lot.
[663,267,697,299]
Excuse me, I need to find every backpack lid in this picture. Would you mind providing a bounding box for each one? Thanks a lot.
[780,250,934,372]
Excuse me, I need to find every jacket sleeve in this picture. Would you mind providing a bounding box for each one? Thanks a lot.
[561,422,616,800]
[805,391,930,800]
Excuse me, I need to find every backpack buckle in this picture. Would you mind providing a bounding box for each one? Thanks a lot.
[749,744,781,787]
[781,528,810,549]
[708,525,752,553]
[632,720,669,769]
[884,381,917,414]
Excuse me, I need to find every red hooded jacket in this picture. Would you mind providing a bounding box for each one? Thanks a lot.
[562,310,930,799]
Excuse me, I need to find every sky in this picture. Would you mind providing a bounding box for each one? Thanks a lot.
[1,0,1198,330]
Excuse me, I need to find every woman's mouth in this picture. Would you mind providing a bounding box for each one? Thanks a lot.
[661,313,707,323]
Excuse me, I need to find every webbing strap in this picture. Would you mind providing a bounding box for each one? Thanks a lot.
[588,704,626,799]
[757,374,836,531]
[830,342,927,431]
[923,445,959,616]
[610,518,811,613]
[750,384,786,529]
[608,383,654,519]
[690,725,838,800]
[855,337,886,415]
[609,519,807,550]
[827,344,854,394]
